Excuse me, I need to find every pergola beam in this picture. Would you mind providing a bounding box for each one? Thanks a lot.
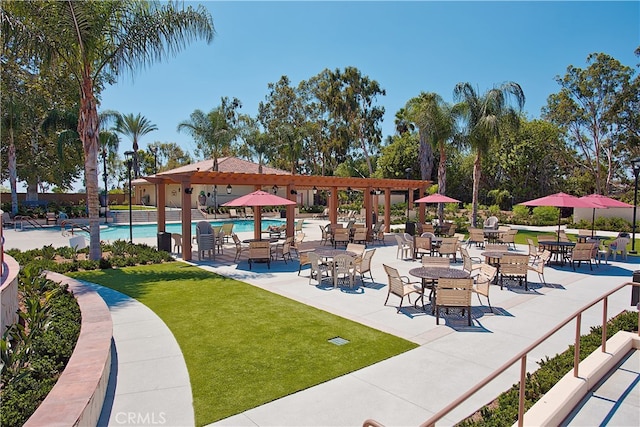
[147,171,430,260]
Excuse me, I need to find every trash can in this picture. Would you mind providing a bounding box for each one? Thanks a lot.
[280,209,286,218]
[632,270,640,306]
[405,222,415,236]
[157,232,171,252]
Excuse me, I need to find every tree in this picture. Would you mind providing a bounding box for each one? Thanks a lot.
[405,93,455,224]
[178,97,242,170]
[543,52,635,195]
[375,133,419,179]
[454,82,525,227]
[236,115,273,173]
[112,113,157,178]
[258,76,306,173]
[310,67,385,176]
[491,118,568,202]
[2,0,214,260]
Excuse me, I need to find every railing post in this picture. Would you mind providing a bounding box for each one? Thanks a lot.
[518,355,527,427]
[574,313,581,377]
[602,296,608,353]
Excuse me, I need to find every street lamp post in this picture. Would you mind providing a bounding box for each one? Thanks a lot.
[631,158,640,254]
[149,146,158,174]
[405,167,413,235]
[102,148,109,223]
[213,185,218,219]
[125,151,134,243]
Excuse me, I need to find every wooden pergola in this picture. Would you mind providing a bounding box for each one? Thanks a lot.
[146,171,431,261]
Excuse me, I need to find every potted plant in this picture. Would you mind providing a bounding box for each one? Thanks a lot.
[198,190,207,207]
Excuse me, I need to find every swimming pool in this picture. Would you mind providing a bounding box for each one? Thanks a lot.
[98,219,285,241]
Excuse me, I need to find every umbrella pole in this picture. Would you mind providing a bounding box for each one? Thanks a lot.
[254,207,262,240]
[591,208,596,237]
[557,209,561,243]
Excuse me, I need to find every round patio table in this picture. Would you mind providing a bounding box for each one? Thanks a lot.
[314,248,357,260]
[538,241,576,266]
[409,267,470,312]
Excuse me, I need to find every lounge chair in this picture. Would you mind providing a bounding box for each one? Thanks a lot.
[46,212,57,225]
[228,208,239,219]
[313,208,329,219]
[1,212,14,228]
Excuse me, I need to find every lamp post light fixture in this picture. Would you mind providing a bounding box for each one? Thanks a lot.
[101,148,109,224]
[124,151,135,243]
[226,184,232,194]
[405,167,413,220]
[149,146,158,174]
[272,185,278,194]
[631,158,640,254]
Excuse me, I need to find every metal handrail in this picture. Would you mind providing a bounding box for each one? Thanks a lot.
[15,215,44,229]
[60,220,90,236]
[364,281,640,427]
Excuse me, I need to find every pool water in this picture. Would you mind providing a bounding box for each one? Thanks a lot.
[98,219,285,240]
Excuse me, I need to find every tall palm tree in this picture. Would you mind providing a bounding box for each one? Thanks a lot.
[454,82,525,227]
[177,99,241,171]
[113,113,157,178]
[406,92,455,224]
[2,1,214,259]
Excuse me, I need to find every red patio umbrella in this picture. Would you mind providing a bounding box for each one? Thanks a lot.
[223,190,296,240]
[520,192,603,242]
[414,194,461,204]
[579,194,633,237]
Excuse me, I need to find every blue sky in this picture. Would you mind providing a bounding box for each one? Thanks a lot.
[100,0,639,158]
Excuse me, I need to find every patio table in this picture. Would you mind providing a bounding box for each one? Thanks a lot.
[409,267,470,313]
[538,240,576,266]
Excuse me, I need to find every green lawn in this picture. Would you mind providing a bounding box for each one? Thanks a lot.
[70,263,417,425]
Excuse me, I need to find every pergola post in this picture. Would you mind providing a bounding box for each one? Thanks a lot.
[365,187,373,240]
[384,189,391,232]
[181,180,193,261]
[330,187,339,225]
[286,184,296,237]
[157,182,166,232]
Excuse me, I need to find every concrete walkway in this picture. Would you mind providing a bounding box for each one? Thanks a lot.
[3,221,639,426]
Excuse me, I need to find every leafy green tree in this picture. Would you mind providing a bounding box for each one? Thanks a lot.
[454,82,525,227]
[608,47,640,157]
[543,52,635,194]
[375,133,419,179]
[137,141,192,175]
[2,0,214,260]
[490,118,567,202]
[178,97,242,171]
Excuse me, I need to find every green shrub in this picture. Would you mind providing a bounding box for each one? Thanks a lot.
[531,206,559,225]
[512,205,530,224]
[1,270,81,426]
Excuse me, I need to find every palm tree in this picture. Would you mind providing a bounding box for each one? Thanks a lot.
[406,92,455,224]
[454,82,525,227]
[2,1,214,260]
[177,98,241,171]
[113,113,157,178]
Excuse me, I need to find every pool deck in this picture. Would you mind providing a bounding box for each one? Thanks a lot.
[2,221,639,426]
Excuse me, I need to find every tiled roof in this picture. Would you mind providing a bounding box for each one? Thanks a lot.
[157,157,291,176]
